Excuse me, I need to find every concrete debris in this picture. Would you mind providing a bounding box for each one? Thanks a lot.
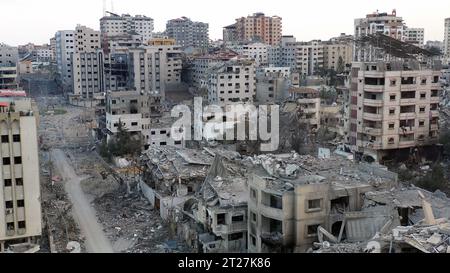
[66,241,81,253]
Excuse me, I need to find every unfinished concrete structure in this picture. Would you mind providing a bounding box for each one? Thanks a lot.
[0,44,19,90]
[288,87,321,130]
[0,92,41,252]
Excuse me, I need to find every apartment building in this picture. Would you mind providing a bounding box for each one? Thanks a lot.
[226,13,282,46]
[128,40,182,100]
[404,27,425,47]
[206,60,256,106]
[0,93,41,251]
[354,10,405,61]
[50,37,56,62]
[102,33,143,54]
[100,12,154,42]
[445,18,450,61]
[256,68,295,103]
[323,42,353,72]
[55,30,76,89]
[0,44,18,90]
[223,24,238,44]
[166,17,209,48]
[348,61,441,162]
[148,112,184,148]
[105,90,150,145]
[72,50,105,99]
[288,87,321,130]
[190,49,239,89]
[229,43,269,67]
[75,25,101,53]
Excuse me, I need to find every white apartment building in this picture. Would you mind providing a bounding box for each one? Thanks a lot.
[55,30,76,89]
[148,113,184,148]
[229,43,269,67]
[349,61,441,162]
[404,27,425,47]
[0,44,18,90]
[100,13,154,42]
[206,60,256,106]
[445,18,450,61]
[128,42,182,100]
[354,10,406,61]
[105,90,151,145]
[75,25,101,53]
[0,94,41,251]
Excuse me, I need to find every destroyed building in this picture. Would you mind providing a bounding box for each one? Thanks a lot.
[139,146,214,220]
[245,152,398,253]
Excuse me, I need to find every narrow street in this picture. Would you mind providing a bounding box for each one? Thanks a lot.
[51,149,114,253]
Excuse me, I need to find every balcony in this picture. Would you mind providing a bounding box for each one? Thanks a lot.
[430,96,440,103]
[430,110,439,118]
[399,112,416,120]
[363,99,383,107]
[364,127,382,136]
[362,141,382,150]
[430,124,439,131]
[213,222,248,235]
[400,98,416,105]
[398,140,415,148]
[364,85,384,92]
[400,85,416,91]
[363,112,382,121]
[398,127,415,134]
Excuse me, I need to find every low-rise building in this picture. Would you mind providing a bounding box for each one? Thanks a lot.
[0,44,18,90]
[288,87,321,130]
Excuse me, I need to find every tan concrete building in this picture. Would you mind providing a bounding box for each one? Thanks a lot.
[0,44,18,90]
[128,41,182,100]
[0,94,41,251]
[323,42,353,72]
[231,13,282,46]
[206,60,256,106]
[348,61,441,161]
[288,87,321,130]
[445,18,450,61]
[75,25,101,53]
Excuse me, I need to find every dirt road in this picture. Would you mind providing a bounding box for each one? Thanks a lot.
[51,149,114,253]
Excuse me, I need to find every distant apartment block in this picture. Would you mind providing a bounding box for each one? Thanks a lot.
[72,50,105,99]
[288,87,321,130]
[55,30,75,89]
[323,42,353,72]
[0,92,41,251]
[349,61,441,162]
[100,12,154,42]
[206,60,256,106]
[75,25,101,53]
[229,43,269,67]
[128,39,182,100]
[224,13,282,46]
[354,10,405,61]
[0,44,18,90]
[166,17,209,48]
[404,27,425,47]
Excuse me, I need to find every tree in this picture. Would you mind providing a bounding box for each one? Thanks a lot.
[107,119,142,157]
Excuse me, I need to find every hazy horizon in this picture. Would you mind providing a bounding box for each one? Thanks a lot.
[1,0,449,46]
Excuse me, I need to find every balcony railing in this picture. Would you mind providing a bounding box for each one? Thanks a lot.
[363,98,383,107]
[363,112,382,121]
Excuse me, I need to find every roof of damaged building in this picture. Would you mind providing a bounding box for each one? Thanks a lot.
[200,155,249,208]
[142,146,214,181]
[246,152,396,193]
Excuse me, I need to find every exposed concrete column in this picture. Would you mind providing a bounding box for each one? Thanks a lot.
[0,242,4,252]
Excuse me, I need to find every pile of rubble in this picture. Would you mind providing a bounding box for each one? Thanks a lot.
[93,188,191,253]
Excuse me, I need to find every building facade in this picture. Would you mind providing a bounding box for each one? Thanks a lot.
[0,94,41,251]
[100,13,154,42]
[206,60,256,106]
[445,18,450,61]
[229,43,269,67]
[166,17,209,48]
[0,44,18,90]
[55,30,76,89]
[226,13,282,46]
[404,27,425,47]
[348,61,441,161]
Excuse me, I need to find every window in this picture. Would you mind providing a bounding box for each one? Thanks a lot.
[151,131,156,135]
[307,199,322,212]
[419,120,425,127]
[18,221,26,229]
[131,122,138,126]
[250,235,257,246]
[390,80,396,86]
[251,212,257,223]
[175,141,182,145]
[388,137,395,144]
[389,123,395,130]
[4,179,12,187]
[251,188,257,201]
[419,107,425,113]
[270,195,282,209]
[420,93,426,99]
[390,95,396,101]
[228,232,244,241]
[17,200,25,207]
[14,157,22,164]
[1,135,9,143]
[5,201,13,209]
[307,224,320,236]
[217,213,226,225]
[232,215,244,223]
[16,178,23,186]
[3,157,10,165]
[160,142,167,146]
[389,108,395,115]
[160,130,167,135]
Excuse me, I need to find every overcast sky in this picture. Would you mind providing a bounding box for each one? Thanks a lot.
[1,0,449,46]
